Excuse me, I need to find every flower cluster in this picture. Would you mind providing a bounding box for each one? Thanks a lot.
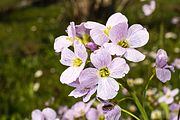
[54,12,149,102]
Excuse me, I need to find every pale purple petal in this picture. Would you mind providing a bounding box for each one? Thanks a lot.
[171,89,179,97]
[72,102,86,118]
[74,40,87,62]
[86,42,97,51]
[90,49,112,69]
[42,108,57,120]
[103,43,126,56]
[62,109,74,120]
[66,22,76,38]
[79,68,99,87]
[84,21,106,30]
[97,77,119,100]
[106,12,128,27]
[109,23,128,43]
[105,105,121,120]
[127,24,149,48]
[86,108,98,120]
[90,28,109,46]
[156,68,171,83]
[60,65,85,84]
[69,88,89,98]
[124,48,145,62]
[32,109,44,120]
[156,49,168,68]
[158,96,166,103]
[54,36,72,53]
[75,22,90,37]
[108,57,130,78]
[166,97,174,104]
[83,86,97,102]
[142,0,156,16]
[60,48,76,66]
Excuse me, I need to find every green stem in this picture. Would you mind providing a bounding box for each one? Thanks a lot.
[142,69,155,107]
[130,91,149,120]
[121,108,141,120]
[118,81,149,120]
[117,97,133,103]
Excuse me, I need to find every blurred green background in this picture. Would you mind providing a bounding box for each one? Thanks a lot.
[0,0,179,119]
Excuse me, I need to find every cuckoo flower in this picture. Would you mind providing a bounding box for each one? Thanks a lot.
[170,103,180,120]
[158,87,179,104]
[104,23,149,62]
[79,48,129,100]
[84,13,128,46]
[86,102,121,120]
[54,22,76,52]
[31,108,57,120]
[69,79,97,102]
[142,0,156,16]
[155,49,174,83]
[60,41,87,84]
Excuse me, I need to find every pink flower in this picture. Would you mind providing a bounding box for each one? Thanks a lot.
[104,23,149,62]
[60,41,87,84]
[79,48,129,100]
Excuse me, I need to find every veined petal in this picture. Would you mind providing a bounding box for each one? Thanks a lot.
[106,12,128,27]
[69,88,88,98]
[60,48,76,66]
[83,86,97,102]
[108,57,130,78]
[91,49,112,69]
[42,108,57,120]
[60,65,84,84]
[156,49,168,68]
[54,36,72,53]
[109,23,128,43]
[84,21,106,30]
[74,40,87,62]
[124,48,145,62]
[79,68,99,87]
[156,68,171,83]
[127,24,149,48]
[90,28,109,46]
[86,108,98,120]
[97,77,119,100]
[104,43,126,56]
[67,22,76,38]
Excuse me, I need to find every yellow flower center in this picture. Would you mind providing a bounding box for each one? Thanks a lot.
[104,26,111,36]
[98,115,105,120]
[99,67,110,77]
[117,39,129,48]
[73,58,83,67]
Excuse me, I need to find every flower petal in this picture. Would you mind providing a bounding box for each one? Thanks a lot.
[83,86,97,102]
[74,40,87,62]
[84,21,106,30]
[108,57,130,78]
[109,23,128,43]
[156,68,171,83]
[42,108,57,120]
[60,65,84,84]
[69,88,88,98]
[32,110,44,120]
[97,77,119,100]
[54,36,72,53]
[60,48,76,66]
[91,49,112,69]
[79,68,99,87]
[127,24,149,48]
[106,12,128,27]
[104,43,126,56]
[171,89,179,97]
[124,48,145,62]
[86,108,98,120]
[156,49,168,68]
[66,22,76,38]
[90,28,109,46]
